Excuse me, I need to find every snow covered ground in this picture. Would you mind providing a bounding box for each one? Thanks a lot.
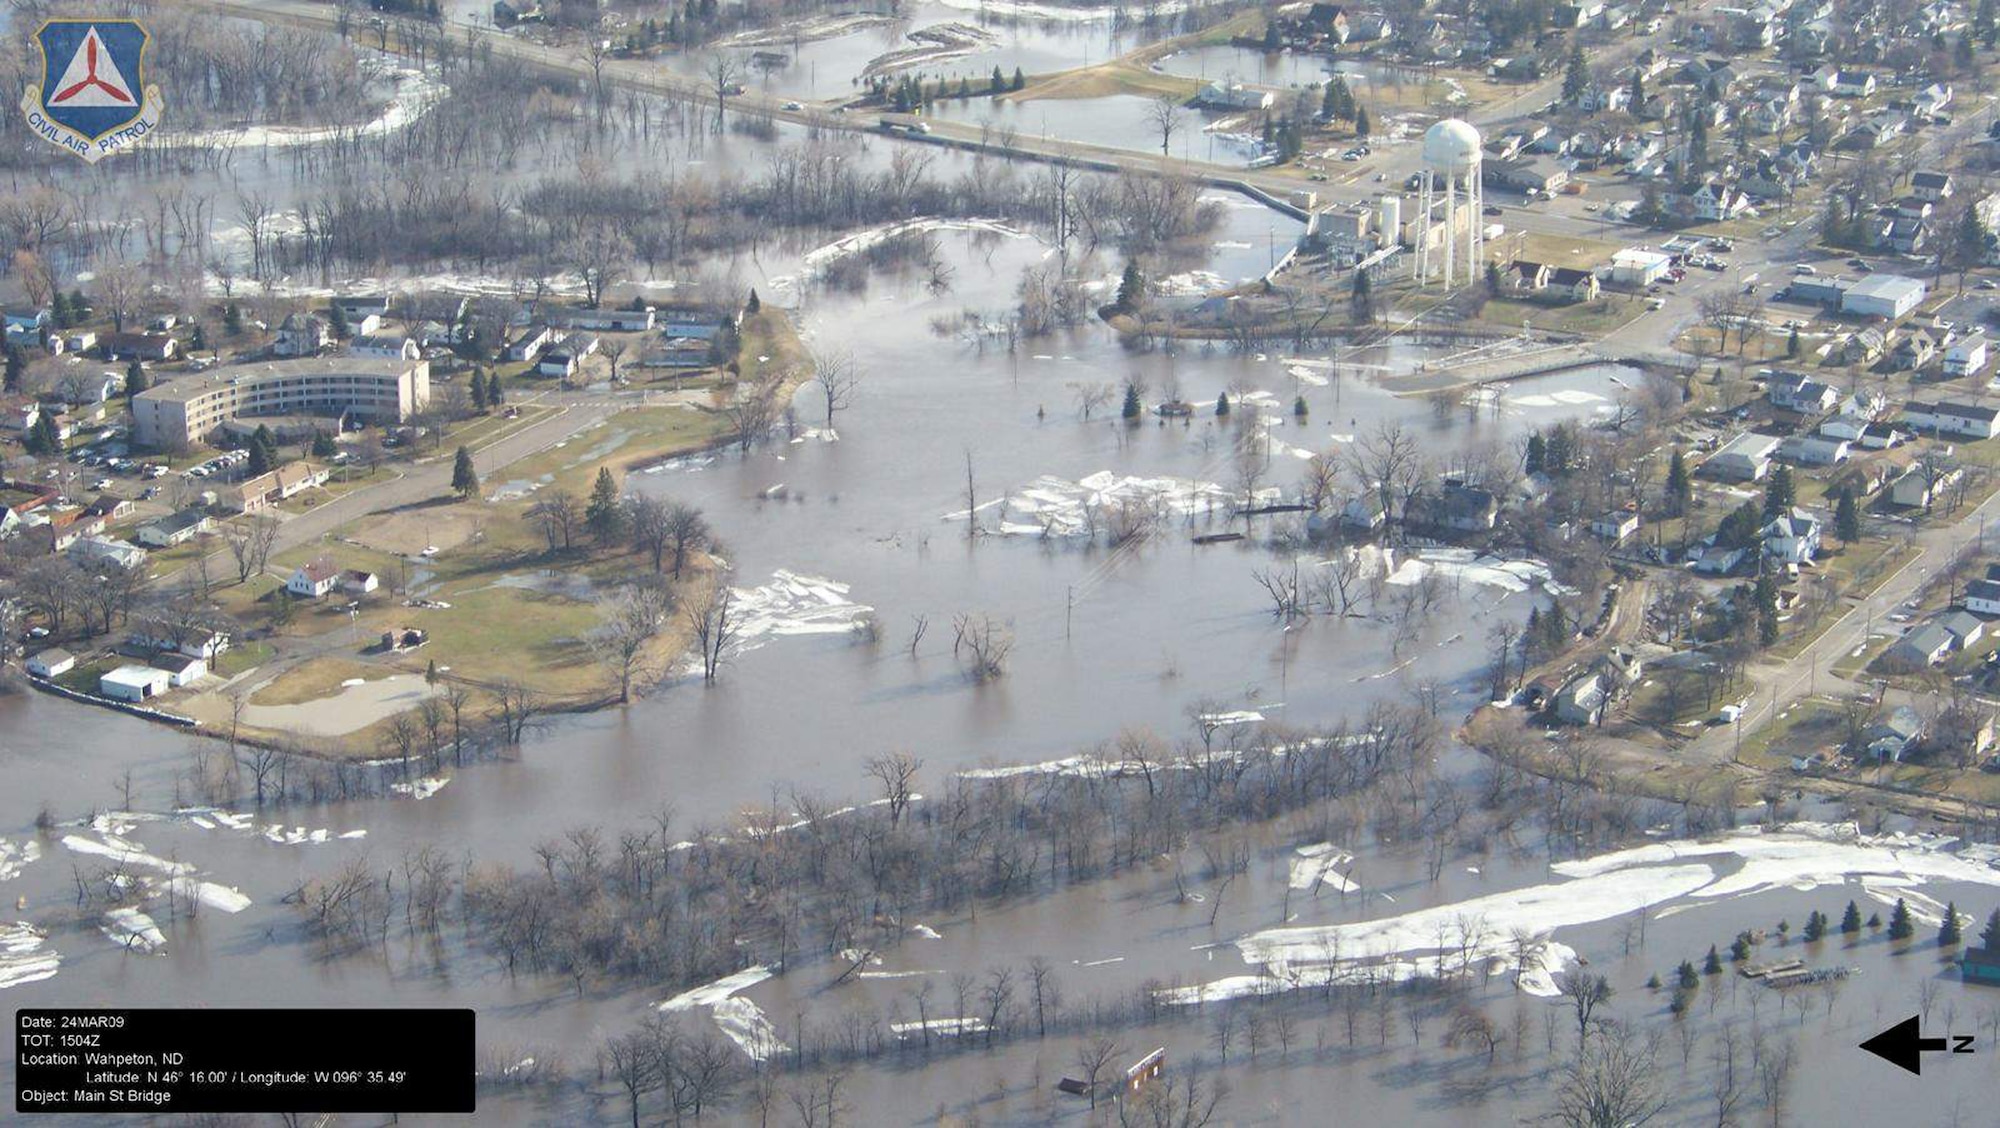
[659,966,787,1060]
[946,471,1278,538]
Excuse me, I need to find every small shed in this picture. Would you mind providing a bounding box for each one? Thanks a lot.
[25,648,75,678]
[1124,1048,1166,1094]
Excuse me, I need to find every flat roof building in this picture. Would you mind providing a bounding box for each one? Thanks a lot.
[1841,274,1928,319]
[131,357,429,450]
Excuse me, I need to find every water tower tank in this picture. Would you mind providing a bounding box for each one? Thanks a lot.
[1422,119,1483,176]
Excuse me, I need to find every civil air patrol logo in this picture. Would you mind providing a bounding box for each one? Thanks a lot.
[21,20,163,163]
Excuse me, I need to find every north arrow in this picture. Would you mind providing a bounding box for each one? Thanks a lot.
[1860,1015,1953,1076]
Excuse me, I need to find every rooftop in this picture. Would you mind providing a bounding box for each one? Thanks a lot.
[136,358,422,404]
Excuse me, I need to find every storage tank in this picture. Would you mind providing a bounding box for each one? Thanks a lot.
[1378,195,1402,246]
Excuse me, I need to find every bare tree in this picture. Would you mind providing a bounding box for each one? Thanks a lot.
[810,348,861,429]
[1074,1037,1121,1109]
[952,612,1014,681]
[685,582,738,684]
[597,577,675,703]
[706,54,740,132]
[1147,95,1186,156]
[1552,1021,1666,1128]
[220,516,281,585]
[865,752,921,823]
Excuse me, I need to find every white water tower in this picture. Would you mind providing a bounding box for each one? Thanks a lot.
[1414,118,1484,289]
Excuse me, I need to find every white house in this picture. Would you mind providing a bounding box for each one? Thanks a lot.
[67,536,147,570]
[25,648,74,678]
[342,569,380,595]
[287,556,342,599]
[1610,248,1671,287]
[1590,511,1641,540]
[1904,400,2000,440]
[1769,373,1838,413]
[135,509,211,548]
[1913,170,1956,202]
[1702,433,1781,481]
[274,313,331,358]
[1832,70,1877,97]
[1965,578,2000,616]
[349,334,421,361]
[100,665,171,702]
[1777,435,1850,466]
[1762,507,1821,565]
[1946,333,1989,376]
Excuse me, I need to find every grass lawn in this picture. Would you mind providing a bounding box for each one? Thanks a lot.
[1478,295,1643,336]
[497,406,727,499]
[1014,61,1201,103]
[248,657,394,707]
[211,640,274,679]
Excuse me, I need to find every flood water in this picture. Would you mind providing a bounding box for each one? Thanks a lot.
[2,31,1994,1128]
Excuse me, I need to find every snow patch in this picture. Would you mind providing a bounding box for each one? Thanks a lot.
[0,923,59,989]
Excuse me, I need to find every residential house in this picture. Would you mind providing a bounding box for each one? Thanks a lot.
[1904,400,2000,439]
[1770,373,1839,414]
[343,569,381,595]
[1682,181,1753,221]
[67,536,146,570]
[1509,260,1553,293]
[127,617,229,660]
[506,324,556,362]
[1913,170,1957,202]
[1578,83,1631,113]
[1965,577,2000,615]
[563,307,656,333]
[1589,511,1641,541]
[1702,433,1781,481]
[1833,70,1878,96]
[134,508,211,548]
[1888,463,1962,508]
[82,493,132,524]
[1194,82,1273,111]
[349,334,421,360]
[1340,491,1388,531]
[537,334,600,379]
[1552,672,1608,725]
[225,460,330,515]
[1913,83,1954,120]
[64,330,96,354]
[1409,481,1498,532]
[3,307,49,344]
[1893,327,1940,370]
[1484,157,1569,195]
[103,332,176,362]
[1303,2,1351,40]
[1941,609,1987,650]
[287,556,342,599]
[1947,333,1989,376]
[1839,328,1887,364]
[1777,434,1850,465]
[99,665,171,702]
[274,313,331,358]
[332,294,393,325]
[1548,267,1600,302]
[1762,507,1822,565]
[1863,703,1927,757]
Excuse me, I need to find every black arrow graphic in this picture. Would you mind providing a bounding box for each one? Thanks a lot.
[1860,1015,1962,1075]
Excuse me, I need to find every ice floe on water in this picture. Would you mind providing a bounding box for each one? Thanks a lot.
[946,471,1278,538]
[391,777,451,801]
[0,837,41,882]
[722,571,874,659]
[1362,545,1571,597]
[0,923,59,989]
[798,218,1030,282]
[102,907,167,953]
[1289,843,1357,893]
[167,64,445,151]
[660,966,787,1061]
[890,1017,988,1039]
[1163,822,2000,1006]
[175,808,366,844]
[62,833,192,876]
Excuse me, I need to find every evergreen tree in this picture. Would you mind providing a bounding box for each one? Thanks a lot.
[1763,464,1795,519]
[746,287,760,314]
[1117,261,1145,312]
[1676,959,1699,989]
[1786,325,1800,357]
[1628,70,1645,111]
[991,65,1006,93]
[1122,382,1142,420]
[1704,944,1723,973]
[1544,424,1575,475]
[327,303,350,338]
[1294,394,1308,418]
[487,371,504,407]
[25,410,58,455]
[1562,44,1589,103]
[1941,902,1962,946]
[1841,900,1863,934]
[470,370,489,412]
[1888,898,1914,940]
[1215,392,1231,417]
[50,291,69,329]
[1867,912,1881,929]
[2,346,22,394]
[125,359,146,401]
[1755,571,1780,647]
[68,290,86,321]
[1351,268,1374,322]
[1322,78,1339,119]
[1665,449,1691,516]
[1012,67,1025,91]
[224,302,243,336]
[1353,105,1371,139]
[311,431,337,459]
[1728,933,1751,961]
[1836,488,1861,545]
[957,76,970,99]
[1802,910,1826,942]
[586,467,624,543]
[189,322,208,353]
[1524,432,1547,475]
[247,428,276,476]
[451,446,479,499]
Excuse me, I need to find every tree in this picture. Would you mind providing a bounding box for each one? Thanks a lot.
[327,302,350,339]
[1841,900,1863,934]
[1117,260,1145,312]
[1835,487,1861,545]
[810,349,860,429]
[487,371,504,407]
[25,411,60,456]
[1353,105,1371,139]
[222,515,281,585]
[1525,432,1547,475]
[3,346,23,394]
[705,53,740,131]
[1888,897,1914,940]
[1802,909,1826,942]
[1786,325,1800,357]
[1351,268,1375,322]
[686,582,737,683]
[1762,464,1795,519]
[189,322,207,353]
[1147,95,1184,155]
[1562,44,1589,103]
[1754,571,1780,647]
[1122,382,1142,419]
[745,287,760,314]
[223,302,243,336]
[1557,972,1614,1042]
[1940,902,1962,946]
[1216,392,1230,417]
[470,370,489,413]
[1012,67,1025,91]
[1552,1021,1664,1128]
[451,446,479,499]
[598,577,673,704]
[1664,449,1691,516]
[586,467,623,544]
[990,65,1006,94]
[1704,945,1723,974]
